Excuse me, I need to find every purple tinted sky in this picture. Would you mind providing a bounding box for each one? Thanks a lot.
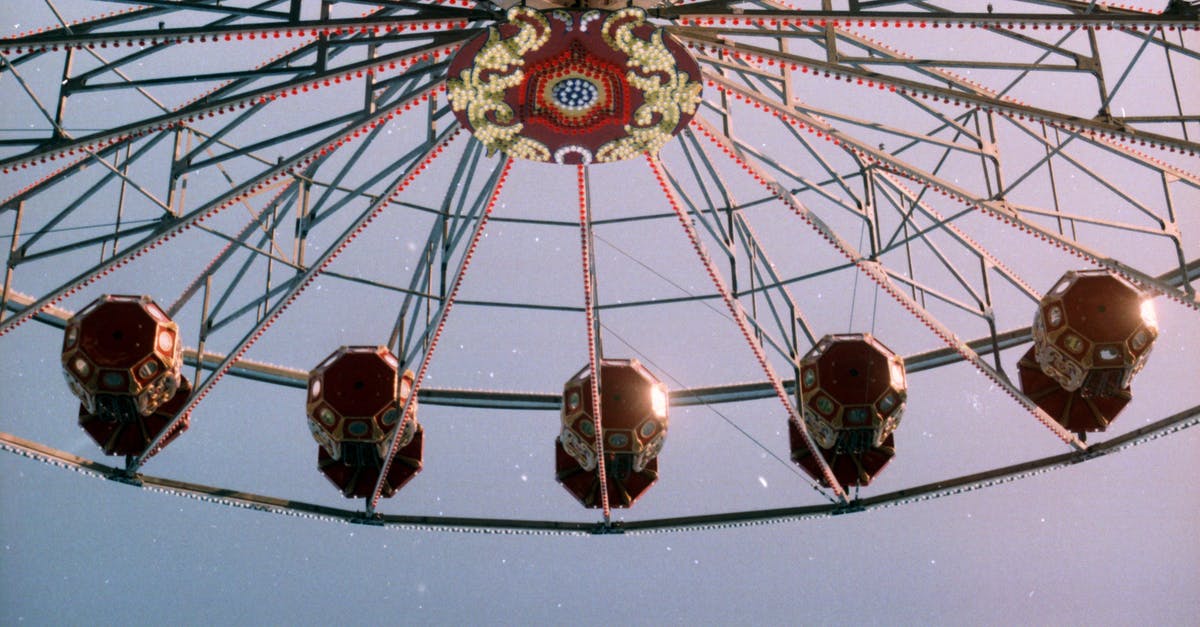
[2,1,1198,624]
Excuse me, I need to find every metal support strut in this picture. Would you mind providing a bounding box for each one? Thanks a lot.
[577,164,611,521]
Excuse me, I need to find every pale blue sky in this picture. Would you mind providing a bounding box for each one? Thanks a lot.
[2,1,1198,624]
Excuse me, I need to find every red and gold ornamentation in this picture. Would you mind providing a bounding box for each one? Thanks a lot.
[446,7,702,164]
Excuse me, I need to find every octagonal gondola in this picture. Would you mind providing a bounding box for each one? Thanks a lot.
[556,358,668,508]
[306,346,423,498]
[1021,269,1159,433]
[793,333,907,488]
[61,294,190,457]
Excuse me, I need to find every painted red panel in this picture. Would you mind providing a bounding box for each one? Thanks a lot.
[555,438,657,509]
[1018,347,1130,433]
[78,377,192,457]
[318,425,424,499]
[790,423,895,489]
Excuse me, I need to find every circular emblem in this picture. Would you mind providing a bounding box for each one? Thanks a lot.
[552,78,600,110]
[446,7,703,164]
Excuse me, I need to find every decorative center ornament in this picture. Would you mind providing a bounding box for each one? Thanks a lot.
[446,7,703,165]
[552,77,599,110]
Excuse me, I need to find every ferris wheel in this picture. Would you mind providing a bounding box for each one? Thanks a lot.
[0,0,1196,535]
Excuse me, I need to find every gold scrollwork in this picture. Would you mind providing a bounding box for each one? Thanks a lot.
[448,7,701,163]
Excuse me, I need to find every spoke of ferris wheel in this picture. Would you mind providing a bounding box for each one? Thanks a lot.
[728,139,961,290]
[717,141,1002,320]
[693,57,989,163]
[682,2,1198,92]
[730,42,1200,196]
[5,95,416,319]
[190,86,434,330]
[1,2,300,156]
[0,33,464,172]
[659,149,814,364]
[24,0,295,85]
[690,3,1199,67]
[180,113,361,175]
[677,127,822,347]
[391,140,498,367]
[6,134,172,260]
[0,5,459,181]
[41,30,473,98]
[2,9,487,51]
[701,71,1200,312]
[698,65,1151,301]
[870,173,1044,305]
[0,57,172,214]
[996,120,1186,226]
[655,170,773,348]
[658,3,1198,26]
[368,155,512,514]
[729,118,869,216]
[671,31,1200,158]
[2,52,451,175]
[7,0,478,43]
[304,90,452,224]
[129,121,461,473]
[689,115,1089,451]
[577,165,612,520]
[691,72,1013,325]
[194,137,430,336]
[2,51,451,268]
[691,69,879,214]
[0,77,444,338]
[681,121,1008,461]
[646,152,848,503]
[5,2,194,47]
[727,25,1003,181]
[675,134,780,308]
[0,100,265,213]
[176,181,300,333]
[95,0,294,20]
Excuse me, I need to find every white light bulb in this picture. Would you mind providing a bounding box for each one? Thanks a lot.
[650,385,668,418]
[1140,299,1157,329]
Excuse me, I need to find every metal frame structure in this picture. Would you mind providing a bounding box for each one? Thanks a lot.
[1,0,1197,530]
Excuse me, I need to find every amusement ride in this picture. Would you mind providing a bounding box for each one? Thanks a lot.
[1,0,1197,534]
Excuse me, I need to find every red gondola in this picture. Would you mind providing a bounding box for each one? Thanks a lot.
[306,346,422,498]
[1021,269,1158,432]
[793,334,907,488]
[61,294,189,456]
[557,358,668,508]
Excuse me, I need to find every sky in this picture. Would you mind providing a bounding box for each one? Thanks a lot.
[1,1,1198,625]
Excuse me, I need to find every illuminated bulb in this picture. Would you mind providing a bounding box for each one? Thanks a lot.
[1140,299,1157,329]
[650,384,668,418]
[890,360,905,388]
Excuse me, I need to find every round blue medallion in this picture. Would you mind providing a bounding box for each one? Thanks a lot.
[552,77,599,111]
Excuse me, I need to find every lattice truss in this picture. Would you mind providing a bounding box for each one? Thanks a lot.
[0,0,1196,529]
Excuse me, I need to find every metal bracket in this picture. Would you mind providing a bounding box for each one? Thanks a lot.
[349,512,386,526]
[590,521,626,535]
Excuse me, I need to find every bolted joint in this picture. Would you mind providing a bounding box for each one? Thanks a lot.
[156,213,181,232]
[109,468,144,487]
[832,502,866,516]
[349,512,385,526]
[589,521,626,535]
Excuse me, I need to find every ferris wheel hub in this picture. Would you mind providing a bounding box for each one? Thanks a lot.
[446,7,702,165]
